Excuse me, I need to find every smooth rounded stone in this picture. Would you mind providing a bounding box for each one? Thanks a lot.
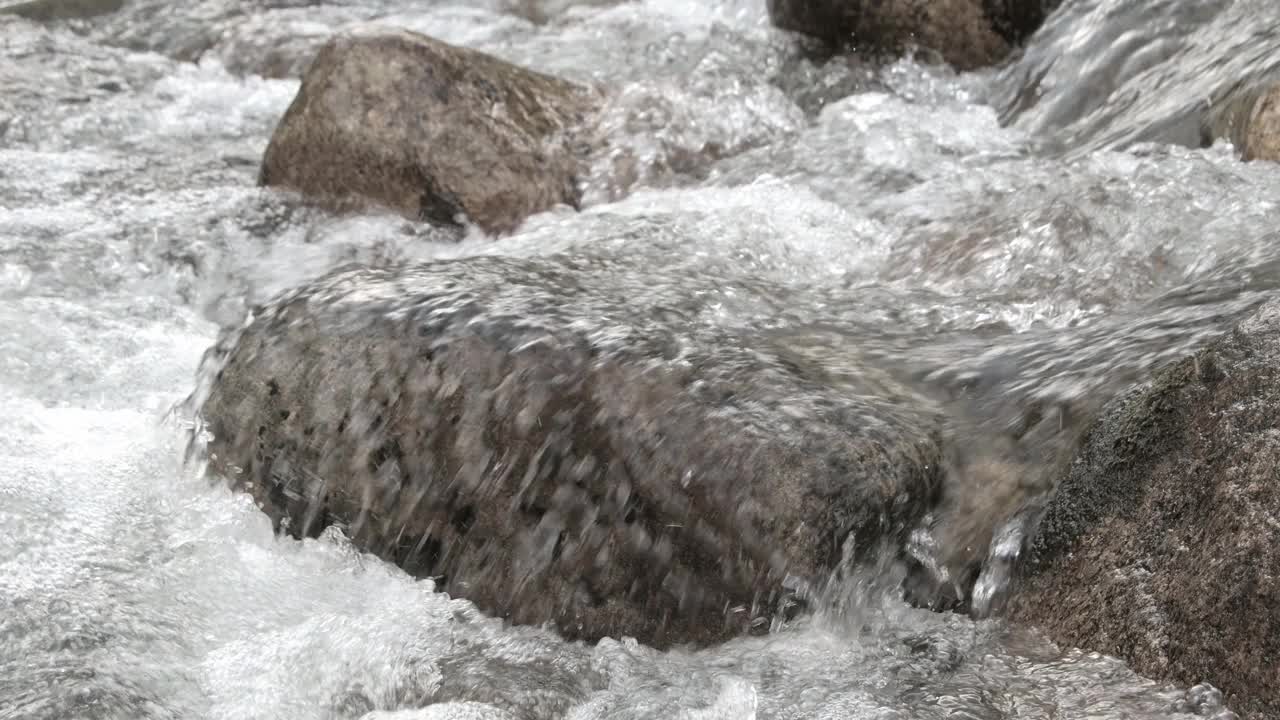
[259,29,599,235]
[1004,298,1280,719]
[764,0,1058,70]
[191,256,945,649]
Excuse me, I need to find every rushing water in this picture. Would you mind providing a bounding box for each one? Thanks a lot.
[3,1,1277,718]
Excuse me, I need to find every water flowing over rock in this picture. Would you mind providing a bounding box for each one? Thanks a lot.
[1004,298,1280,719]
[765,0,1061,70]
[190,255,947,649]
[259,29,598,235]
[14,0,1280,714]
[865,273,1275,611]
[993,0,1280,155]
[187,209,1280,648]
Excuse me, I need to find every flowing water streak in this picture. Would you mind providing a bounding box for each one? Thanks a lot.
[3,0,1280,718]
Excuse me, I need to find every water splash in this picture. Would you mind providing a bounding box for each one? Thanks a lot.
[3,0,1277,717]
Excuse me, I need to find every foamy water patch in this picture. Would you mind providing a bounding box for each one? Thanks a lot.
[474,180,891,283]
[141,59,298,141]
[0,295,210,405]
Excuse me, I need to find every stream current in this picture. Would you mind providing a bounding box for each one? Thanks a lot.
[2,1,1277,718]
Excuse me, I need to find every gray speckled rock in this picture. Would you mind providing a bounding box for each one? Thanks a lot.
[259,29,598,235]
[1006,298,1280,720]
[765,0,1060,70]
[190,255,945,649]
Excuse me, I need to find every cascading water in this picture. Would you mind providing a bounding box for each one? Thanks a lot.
[2,0,1276,718]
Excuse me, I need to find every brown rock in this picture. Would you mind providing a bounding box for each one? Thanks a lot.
[1006,299,1280,719]
[1242,83,1280,162]
[765,0,1057,70]
[259,29,598,235]
[1202,80,1280,163]
[982,0,1062,47]
[189,256,945,649]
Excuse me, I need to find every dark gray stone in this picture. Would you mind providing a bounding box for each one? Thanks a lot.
[259,29,599,235]
[1006,299,1280,720]
[190,255,945,649]
[982,0,1064,46]
[765,0,1060,70]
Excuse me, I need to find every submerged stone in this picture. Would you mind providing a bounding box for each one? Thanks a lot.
[0,0,123,21]
[764,0,1059,71]
[191,256,945,649]
[1006,299,1280,719]
[259,29,598,235]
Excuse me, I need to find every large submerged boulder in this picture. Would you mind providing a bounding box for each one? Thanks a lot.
[1006,298,1280,719]
[259,29,598,235]
[191,255,946,649]
[765,0,1061,70]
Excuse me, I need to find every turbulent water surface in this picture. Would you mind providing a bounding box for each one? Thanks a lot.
[2,1,1277,718]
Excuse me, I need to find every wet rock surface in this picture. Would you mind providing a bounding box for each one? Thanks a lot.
[193,254,947,649]
[1006,299,1280,719]
[258,29,597,235]
[983,0,1063,46]
[765,0,1059,70]
[1238,83,1280,162]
